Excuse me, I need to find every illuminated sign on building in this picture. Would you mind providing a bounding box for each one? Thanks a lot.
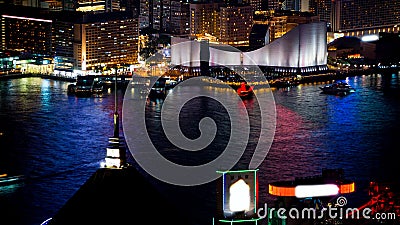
[216,169,260,224]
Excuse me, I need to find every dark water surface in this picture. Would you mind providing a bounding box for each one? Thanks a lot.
[1,72,399,225]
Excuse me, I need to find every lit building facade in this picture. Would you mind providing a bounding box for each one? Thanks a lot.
[253,10,319,43]
[172,22,327,74]
[139,0,166,31]
[63,0,121,12]
[1,14,53,56]
[170,0,190,35]
[53,11,139,72]
[139,0,150,28]
[242,0,262,11]
[189,2,219,38]
[310,0,400,36]
[219,4,253,46]
[53,19,75,70]
[78,18,138,70]
[340,0,399,31]
[151,0,162,30]
[267,0,280,10]
[161,0,170,32]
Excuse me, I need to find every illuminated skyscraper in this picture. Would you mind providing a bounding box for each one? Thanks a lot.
[1,14,53,55]
[62,0,121,12]
[267,0,280,10]
[309,0,400,35]
[170,0,190,35]
[242,0,262,11]
[139,0,150,28]
[219,4,253,46]
[53,11,139,72]
[340,0,399,31]
[189,2,219,38]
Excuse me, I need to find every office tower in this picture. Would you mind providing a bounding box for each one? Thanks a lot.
[139,0,150,28]
[281,0,301,11]
[267,0,280,10]
[139,0,165,31]
[1,14,53,56]
[53,11,139,72]
[310,0,400,33]
[161,0,171,32]
[189,2,219,38]
[170,0,190,35]
[340,0,399,31]
[62,0,120,12]
[52,20,74,70]
[152,0,161,30]
[242,0,262,11]
[219,4,253,46]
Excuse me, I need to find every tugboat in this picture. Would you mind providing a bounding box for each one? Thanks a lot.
[319,81,355,96]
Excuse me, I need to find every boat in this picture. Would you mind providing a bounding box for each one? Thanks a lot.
[319,81,355,96]
[91,78,105,96]
[74,75,96,97]
[0,173,25,186]
[271,78,300,88]
[149,77,167,99]
[237,82,254,99]
[67,83,76,95]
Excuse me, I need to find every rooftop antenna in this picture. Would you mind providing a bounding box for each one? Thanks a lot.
[113,66,119,138]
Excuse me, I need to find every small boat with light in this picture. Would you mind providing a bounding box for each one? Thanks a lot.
[319,81,355,96]
[0,173,25,186]
[237,82,254,99]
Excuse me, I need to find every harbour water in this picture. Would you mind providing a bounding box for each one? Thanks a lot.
[0,71,400,225]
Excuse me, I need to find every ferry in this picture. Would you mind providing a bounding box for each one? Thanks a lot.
[74,75,96,97]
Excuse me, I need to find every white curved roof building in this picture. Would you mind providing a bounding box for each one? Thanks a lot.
[171,22,327,73]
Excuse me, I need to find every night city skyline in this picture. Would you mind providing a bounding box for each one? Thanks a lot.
[0,0,399,225]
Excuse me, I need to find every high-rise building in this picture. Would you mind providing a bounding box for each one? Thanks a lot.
[281,0,301,11]
[62,0,121,12]
[242,0,262,11]
[139,0,150,28]
[1,2,139,75]
[161,0,171,32]
[309,0,400,35]
[219,4,253,46]
[151,0,162,30]
[52,19,75,70]
[1,13,53,56]
[340,0,399,31]
[139,0,167,31]
[189,2,219,38]
[267,0,280,10]
[53,11,139,72]
[170,0,190,35]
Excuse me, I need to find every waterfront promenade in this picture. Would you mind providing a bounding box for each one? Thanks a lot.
[0,72,76,82]
[1,67,398,82]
